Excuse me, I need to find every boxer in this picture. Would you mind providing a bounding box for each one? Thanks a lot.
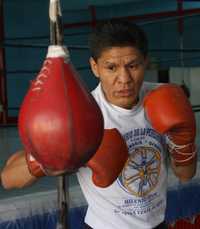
[1,20,197,229]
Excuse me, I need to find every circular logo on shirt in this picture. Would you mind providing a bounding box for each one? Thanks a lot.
[119,146,161,197]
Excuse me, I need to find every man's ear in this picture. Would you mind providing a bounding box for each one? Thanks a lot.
[89,57,100,78]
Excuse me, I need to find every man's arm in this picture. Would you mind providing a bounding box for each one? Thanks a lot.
[170,156,197,183]
[143,84,197,183]
[1,150,38,189]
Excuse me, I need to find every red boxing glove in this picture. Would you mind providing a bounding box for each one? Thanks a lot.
[25,152,46,177]
[144,84,196,166]
[87,128,128,187]
[18,46,104,173]
[25,128,129,188]
[25,152,66,177]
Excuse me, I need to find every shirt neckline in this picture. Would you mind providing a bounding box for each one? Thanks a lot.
[98,84,143,116]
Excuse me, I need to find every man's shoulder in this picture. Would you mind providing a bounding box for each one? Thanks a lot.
[91,84,101,102]
[140,81,163,99]
[91,84,99,96]
[142,81,162,90]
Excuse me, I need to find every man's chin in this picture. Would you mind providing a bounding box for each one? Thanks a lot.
[116,98,137,109]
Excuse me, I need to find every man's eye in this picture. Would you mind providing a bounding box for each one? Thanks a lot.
[107,66,116,71]
[128,60,144,70]
[129,63,139,69]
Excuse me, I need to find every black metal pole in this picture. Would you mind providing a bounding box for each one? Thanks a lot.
[49,1,69,228]
[57,176,69,229]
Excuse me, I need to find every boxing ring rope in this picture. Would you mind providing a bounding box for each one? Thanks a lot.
[3,42,200,52]
[4,12,200,43]
[0,43,89,50]
[62,8,200,29]
[4,31,90,41]
[1,3,200,44]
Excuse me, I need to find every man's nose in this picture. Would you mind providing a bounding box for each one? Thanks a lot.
[118,67,132,83]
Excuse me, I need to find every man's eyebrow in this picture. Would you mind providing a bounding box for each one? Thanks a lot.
[103,61,116,65]
[102,58,143,66]
[126,59,142,65]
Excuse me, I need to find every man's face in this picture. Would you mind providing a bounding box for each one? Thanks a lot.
[90,46,148,109]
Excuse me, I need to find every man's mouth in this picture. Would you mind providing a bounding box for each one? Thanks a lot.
[117,89,134,97]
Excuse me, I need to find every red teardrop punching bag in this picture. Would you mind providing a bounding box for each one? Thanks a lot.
[18,46,104,173]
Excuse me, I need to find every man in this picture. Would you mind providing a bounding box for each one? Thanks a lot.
[1,21,197,229]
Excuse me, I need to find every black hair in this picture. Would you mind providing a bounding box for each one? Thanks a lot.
[88,20,148,61]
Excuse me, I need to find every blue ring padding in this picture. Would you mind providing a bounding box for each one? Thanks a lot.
[1,183,200,228]
[165,182,200,222]
[0,207,87,229]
